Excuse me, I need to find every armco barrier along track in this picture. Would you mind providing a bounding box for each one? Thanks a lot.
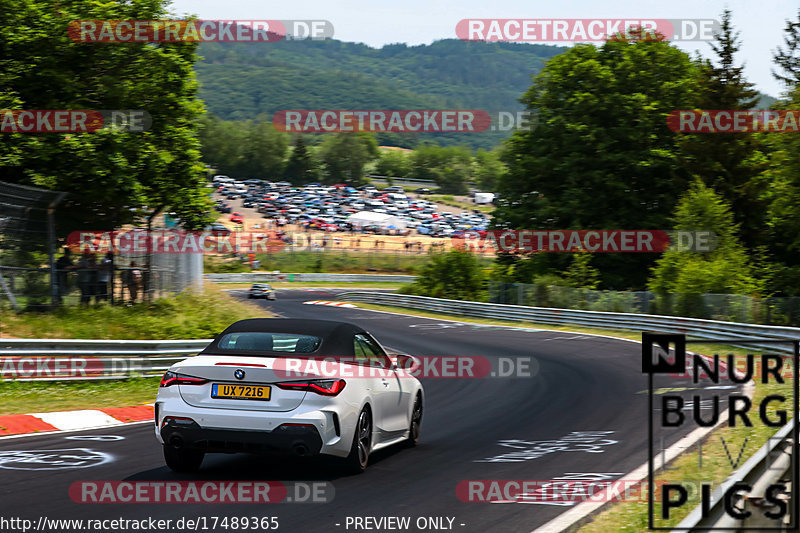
[0,339,212,380]
[335,291,800,353]
[204,272,416,283]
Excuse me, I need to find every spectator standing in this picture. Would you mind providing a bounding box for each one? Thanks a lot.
[76,252,97,305]
[54,248,75,303]
[95,252,113,302]
[126,261,142,303]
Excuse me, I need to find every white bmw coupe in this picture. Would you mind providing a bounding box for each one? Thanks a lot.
[155,318,424,473]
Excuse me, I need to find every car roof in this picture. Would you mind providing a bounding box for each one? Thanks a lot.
[200,318,366,356]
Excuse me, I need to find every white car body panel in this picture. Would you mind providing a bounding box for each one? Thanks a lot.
[155,336,423,461]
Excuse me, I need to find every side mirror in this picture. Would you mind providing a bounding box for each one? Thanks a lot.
[394,354,421,375]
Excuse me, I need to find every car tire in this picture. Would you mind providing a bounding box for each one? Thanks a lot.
[163,445,204,473]
[343,407,371,474]
[406,394,423,447]
[248,295,253,299]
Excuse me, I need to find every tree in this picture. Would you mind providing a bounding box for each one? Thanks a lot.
[198,115,247,174]
[473,149,506,191]
[649,181,761,300]
[409,145,472,193]
[675,10,767,249]
[756,13,800,295]
[318,133,379,184]
[374,149,410,180]
[0,0,211,232]
[238,119,289,178]
[198,116,289,179]
[773,9,800,86]
[284,136,319,185]
[495,32,702,289]
[402,250,486,301]
[564,254,600,289]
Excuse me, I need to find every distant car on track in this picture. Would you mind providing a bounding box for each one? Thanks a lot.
[248,283,276,300]
[155,319,424,474]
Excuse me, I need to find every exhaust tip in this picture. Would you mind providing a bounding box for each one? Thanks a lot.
[292,443,309,456]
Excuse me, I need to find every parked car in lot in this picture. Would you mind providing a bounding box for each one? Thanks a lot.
[211,180,491,237]
[205,223,231,235]
[248,283,276,300]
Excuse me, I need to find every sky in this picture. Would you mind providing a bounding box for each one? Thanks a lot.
[168,0,800,98]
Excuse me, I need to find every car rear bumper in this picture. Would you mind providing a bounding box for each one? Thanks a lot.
[154,397,352,458]
[160,418,323,456]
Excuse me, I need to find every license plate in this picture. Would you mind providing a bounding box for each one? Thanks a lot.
[212,383,271,401]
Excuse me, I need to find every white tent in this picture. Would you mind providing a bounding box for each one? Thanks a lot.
[347,211,407,230]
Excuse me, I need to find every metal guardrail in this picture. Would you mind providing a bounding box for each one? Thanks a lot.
[335,292,800,353]
[0,339,212,381]
[673,419,795,530]
[205,273,416,284]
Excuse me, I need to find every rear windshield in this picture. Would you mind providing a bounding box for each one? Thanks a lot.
[217,332,321,353]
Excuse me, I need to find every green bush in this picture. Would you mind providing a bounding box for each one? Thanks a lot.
[402,250,487,301]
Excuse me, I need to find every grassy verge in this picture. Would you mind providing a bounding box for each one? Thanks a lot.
[214,281,406,290]
[429,194,494,214]
[0,378,161,415]
[1,285,269,339]
[0,287,271,414]
[350,302,791,531]
[206,252,436,275]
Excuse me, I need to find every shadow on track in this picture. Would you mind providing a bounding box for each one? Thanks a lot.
[124,442,411,482]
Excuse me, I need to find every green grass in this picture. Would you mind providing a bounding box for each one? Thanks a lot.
[250,251,439,274]
[428,194,494,214]
[215,281,406,290]
[205,252,433,275]
[0,378,160,415]
[350,302,792,532]
[1,286,269,339]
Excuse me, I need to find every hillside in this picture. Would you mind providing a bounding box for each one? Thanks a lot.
[195,39,567,149]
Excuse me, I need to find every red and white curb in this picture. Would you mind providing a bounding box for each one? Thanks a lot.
[302,300,357,308]
[0,405,153,437]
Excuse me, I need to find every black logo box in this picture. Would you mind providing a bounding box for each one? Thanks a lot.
[642,333,799,530]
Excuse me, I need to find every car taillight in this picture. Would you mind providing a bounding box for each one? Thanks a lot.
[276,379,346,396]
[160,371,208,387]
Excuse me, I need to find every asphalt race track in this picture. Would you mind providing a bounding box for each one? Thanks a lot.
[0,289,743,533]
